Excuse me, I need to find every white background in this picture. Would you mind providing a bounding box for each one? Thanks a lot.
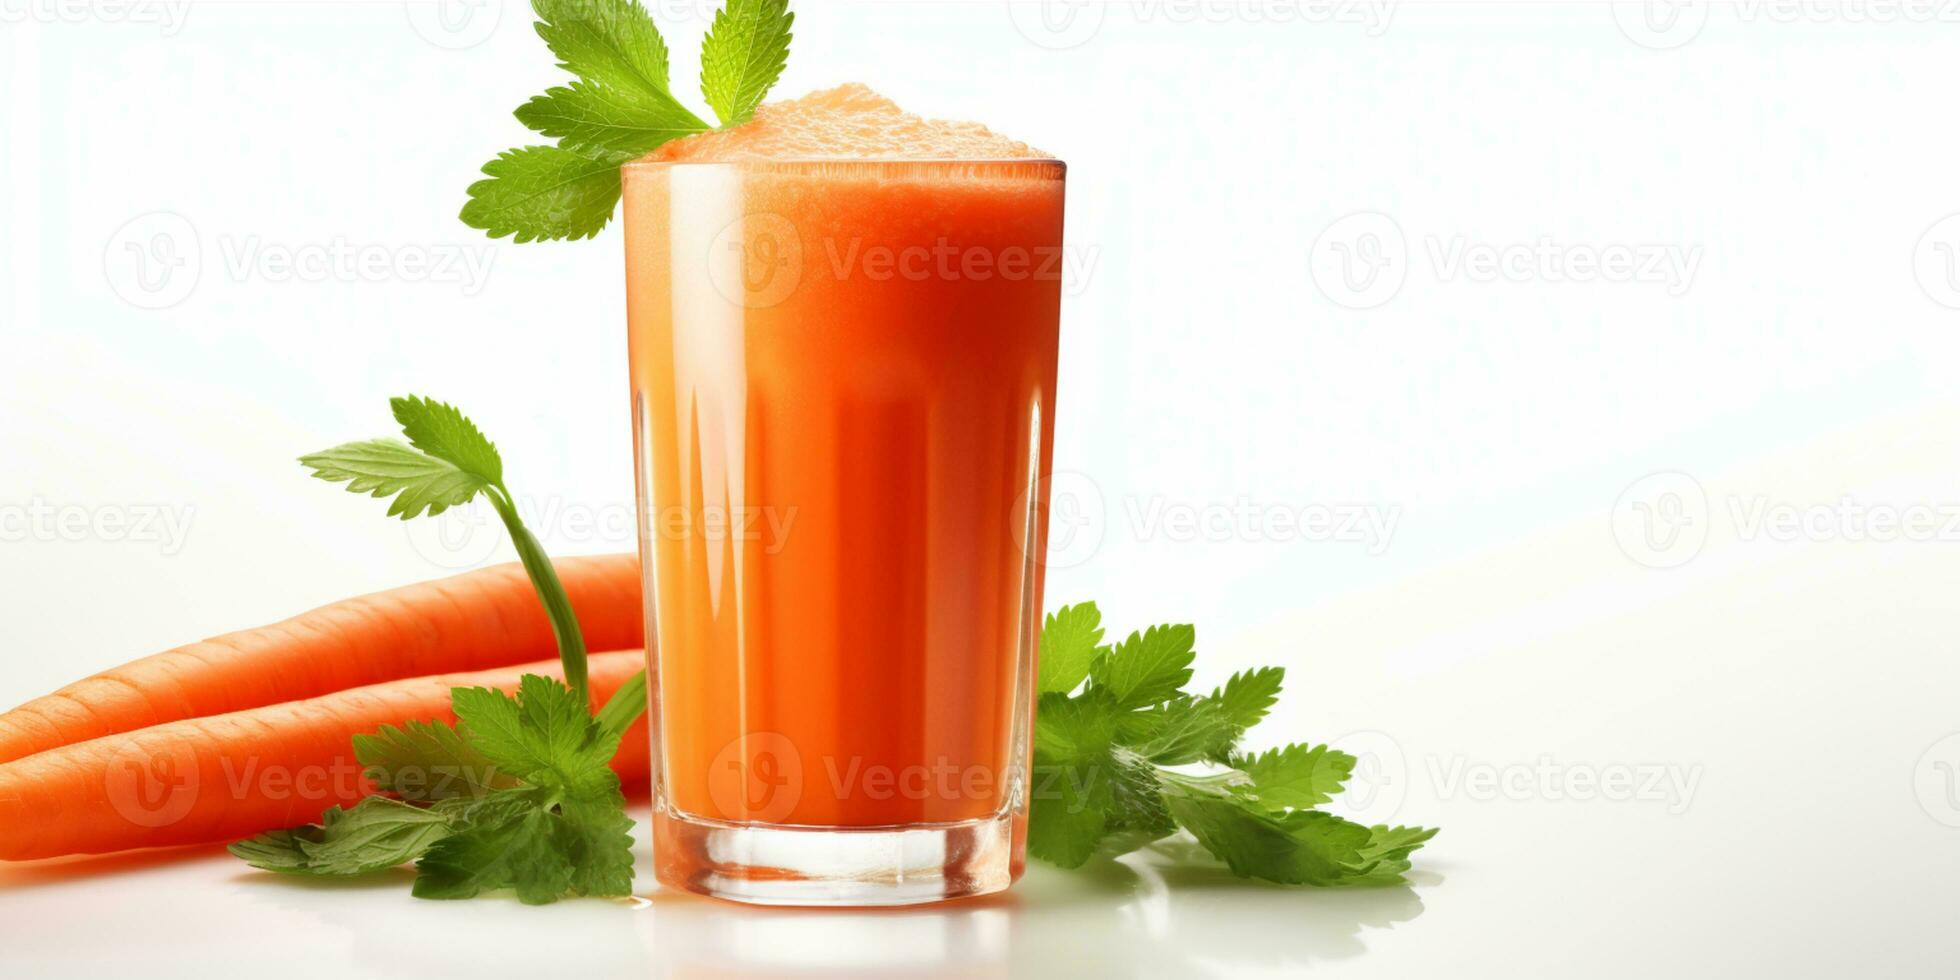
[6,2,1960,976]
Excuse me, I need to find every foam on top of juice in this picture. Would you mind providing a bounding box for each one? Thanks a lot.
[647,84,1050,163]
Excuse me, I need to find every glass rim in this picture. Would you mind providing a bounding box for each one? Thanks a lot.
[621,156,1066,174]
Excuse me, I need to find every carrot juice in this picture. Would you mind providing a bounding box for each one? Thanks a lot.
[621,86,1066,905]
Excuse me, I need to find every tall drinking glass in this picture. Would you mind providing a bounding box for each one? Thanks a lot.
[622,158,1067,906]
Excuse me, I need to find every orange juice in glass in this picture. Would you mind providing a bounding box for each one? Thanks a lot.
[622,87,1066,905]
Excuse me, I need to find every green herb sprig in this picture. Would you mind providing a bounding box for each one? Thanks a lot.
[1029,604,1437,885]
[295,395,594,697]
[460,0,794,243]
[230,396,646,904]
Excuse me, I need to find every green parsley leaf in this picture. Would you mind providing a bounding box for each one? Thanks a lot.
[503,808,581,904]
[1088,624,1196,710]
[227,829,313,873]
[447,686,545,777]
[412,793,541,901]
[412,784,634,904]
[556,793,637,897]
[298,439,491,520]
[1231,743,1356,809]
[462,0,773,245]
[1029,760,1113,869]
[353,720,516,802]
[699,0,794,127]
[390,395,504,487]
[1037,601,1105,694]
[229,796,468,876]
[1360,823,1439,863]
[1126,696,1237,766]
[1340,824,1440,886]
[533,0,675,101]
[449,676,619,794]
[1161,782,1373,886]
[1028,600,1437,886]
[1211,666,1285,731]
[1028,691,1119,868]
[1032,690,1119,762]
[460,144,633,243]
[515,80,709,156]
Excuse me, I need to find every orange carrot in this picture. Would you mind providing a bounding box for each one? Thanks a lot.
[0,651,650,861]
[0,554,643,765]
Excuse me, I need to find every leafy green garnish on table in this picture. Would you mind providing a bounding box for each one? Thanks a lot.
[408,676,643,902]
[461,0,794,242]
[231,677,643,901]
[1029,603,1437,885]
[230,397,648,904]
[229,796,466,877]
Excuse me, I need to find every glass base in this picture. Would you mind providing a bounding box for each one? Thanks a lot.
[653,807,1018,907]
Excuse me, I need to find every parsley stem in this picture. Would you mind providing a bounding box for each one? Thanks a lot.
[487,485,589,703]
[1152,765,1248,798]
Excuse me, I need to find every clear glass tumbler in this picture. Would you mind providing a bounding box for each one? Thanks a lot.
[622,157,1067,906]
